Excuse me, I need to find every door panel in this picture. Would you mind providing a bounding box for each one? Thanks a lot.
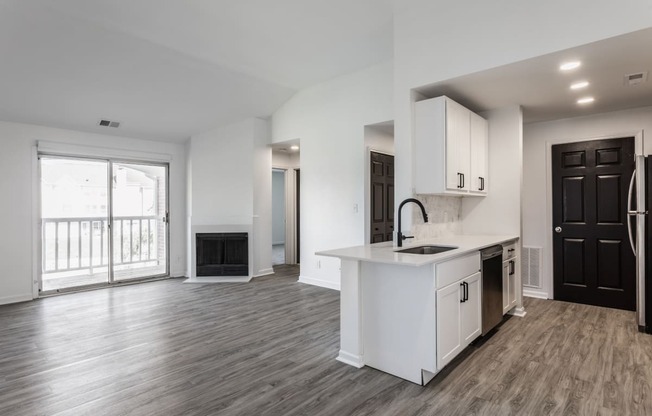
[562,177,585,222]
[562,238,586,286]
[552,137,635,310]
[436,282,462,370]
[597,240,622,289]
[596,175,621,223]
[370,152,394,243]
[40,157,110,292]
[111,162,168,281]
[460,272,481,344]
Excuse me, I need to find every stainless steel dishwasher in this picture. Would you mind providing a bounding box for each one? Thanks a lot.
[481,245,504,335]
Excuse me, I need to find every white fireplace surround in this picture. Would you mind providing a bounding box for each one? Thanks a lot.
[186,224,254,283]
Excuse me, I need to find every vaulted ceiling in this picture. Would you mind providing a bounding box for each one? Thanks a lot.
[0,0,395,142]
[3,1,650,143]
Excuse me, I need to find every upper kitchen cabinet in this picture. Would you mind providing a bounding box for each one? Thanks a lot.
[414,96,488,196]
[469,112,488,195]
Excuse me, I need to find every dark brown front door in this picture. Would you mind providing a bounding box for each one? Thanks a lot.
[370,152,394,243]
[552,137,635,310]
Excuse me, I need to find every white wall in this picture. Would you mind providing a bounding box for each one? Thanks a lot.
[188,117,272,277]
[523,106,652,298]
[271,61,393,289]
[364,125,394,155]
[392,0,652,230]
[189,120,255,226]
[272,170,286,244]
[0,120,187,305]
[462,106,523,236]
[253,119,273,276]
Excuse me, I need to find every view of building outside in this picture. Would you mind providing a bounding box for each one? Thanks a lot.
[40,157,166,290]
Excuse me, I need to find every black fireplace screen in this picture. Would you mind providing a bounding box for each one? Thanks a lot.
[196,233,248,276]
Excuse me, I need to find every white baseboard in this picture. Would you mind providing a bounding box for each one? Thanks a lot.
[336,350,364,368]
[183,276,252,284]
[253,268,274,278]
[0,293,33,306]
[298,275,340,291]
[523,288,549,299]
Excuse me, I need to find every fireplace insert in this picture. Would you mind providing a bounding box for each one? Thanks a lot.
[196,233,248,276]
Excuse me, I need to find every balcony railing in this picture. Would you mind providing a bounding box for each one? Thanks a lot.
[42,216,160,274]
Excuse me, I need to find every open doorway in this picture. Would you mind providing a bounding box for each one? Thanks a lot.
[271,141,300,265]
[272,168,286,265]
[364,121,395,244]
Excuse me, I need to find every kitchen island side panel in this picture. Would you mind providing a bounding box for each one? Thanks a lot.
[361,261,436,384]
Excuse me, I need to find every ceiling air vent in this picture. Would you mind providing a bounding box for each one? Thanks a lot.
[624,72,648,86]
[98,119,121,128]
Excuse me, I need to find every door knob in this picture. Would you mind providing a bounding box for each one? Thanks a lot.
[554,226,562,233]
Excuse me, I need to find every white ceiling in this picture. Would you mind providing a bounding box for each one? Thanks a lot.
[416,28,652,124]
[3,1,650,143]
[0,0,394,142]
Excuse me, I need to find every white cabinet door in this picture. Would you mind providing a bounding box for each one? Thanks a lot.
[508,258,518,309]
[414,95,487,196]
[502,261,510,315]
[436,281,462,370]
[469,112,488,194]
[445,98,471,191]
[460,272,481,345]
[503,259,518,314]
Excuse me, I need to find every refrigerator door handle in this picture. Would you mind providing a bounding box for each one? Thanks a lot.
[627,169,637,256]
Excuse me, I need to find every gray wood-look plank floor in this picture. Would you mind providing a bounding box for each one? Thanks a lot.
[1,264,652,416]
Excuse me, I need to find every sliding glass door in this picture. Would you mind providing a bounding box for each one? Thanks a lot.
[111,162,167,281]
[41,158,110,291]
[40,156,168,293]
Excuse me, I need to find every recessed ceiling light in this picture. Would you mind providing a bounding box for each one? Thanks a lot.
[570,81,589,90]
[290,145,299,151]
[577,96,595,105]
[560,61,581,71]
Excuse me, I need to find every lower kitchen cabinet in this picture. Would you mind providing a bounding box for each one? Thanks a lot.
[461,272,481,343]
[436,271,481,370]
[502,258,518,315]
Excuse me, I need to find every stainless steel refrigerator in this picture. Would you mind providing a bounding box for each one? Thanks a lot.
[628,155,651,334]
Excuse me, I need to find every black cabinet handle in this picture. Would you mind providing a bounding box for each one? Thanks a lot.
[461,173,465,189]
[509,260,515,275]
[460,281,468,302]
[479,177,485,191]
[457,173,462,189]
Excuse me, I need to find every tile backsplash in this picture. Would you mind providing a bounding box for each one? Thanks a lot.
[411,195,462,239]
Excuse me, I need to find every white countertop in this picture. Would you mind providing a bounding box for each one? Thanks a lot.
[316,234,519,267]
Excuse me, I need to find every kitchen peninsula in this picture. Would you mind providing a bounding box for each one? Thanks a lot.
[317,235,524,385]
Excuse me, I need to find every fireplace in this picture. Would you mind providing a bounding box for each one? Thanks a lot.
[196,233,248,276]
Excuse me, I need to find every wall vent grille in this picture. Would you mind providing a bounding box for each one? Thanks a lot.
[98,119,121,128]
[624,72,648,86]
[521,246,542,289]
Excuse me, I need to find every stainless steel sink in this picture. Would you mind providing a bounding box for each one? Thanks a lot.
[396,245,457,255]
